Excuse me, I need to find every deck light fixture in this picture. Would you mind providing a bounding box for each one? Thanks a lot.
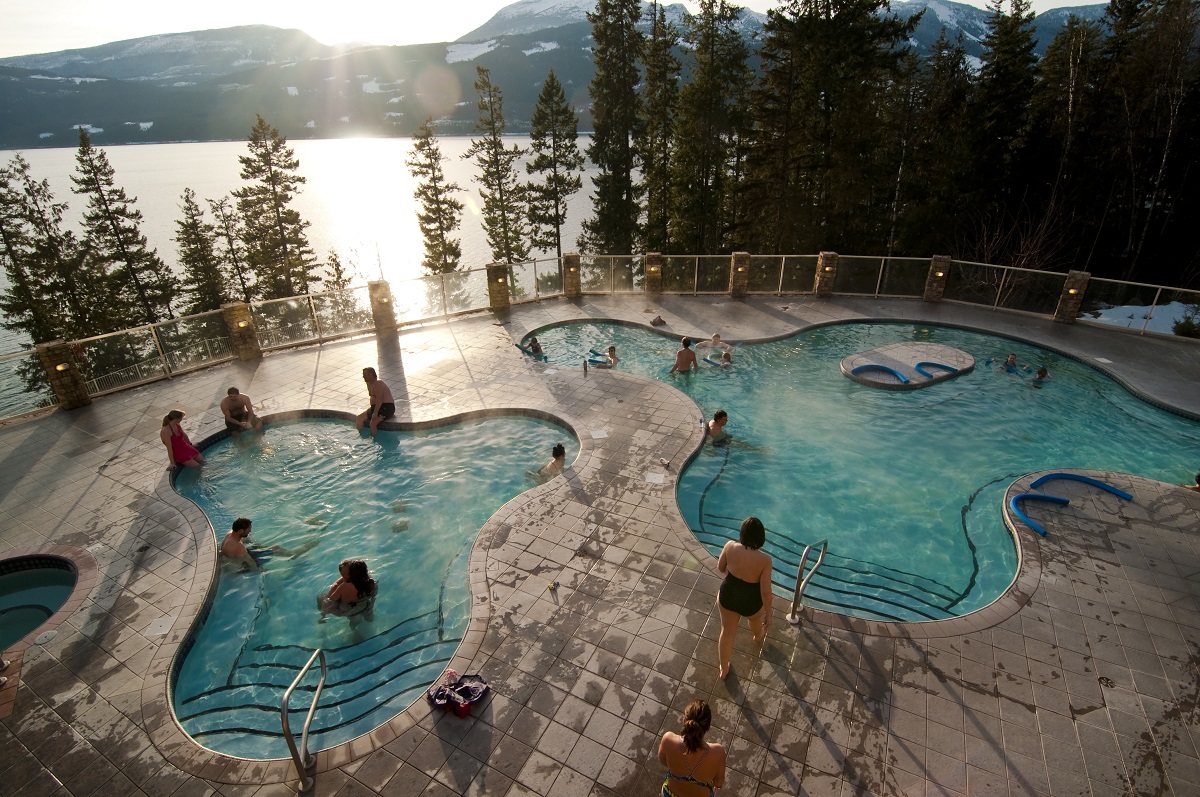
[935,271,944,278]
[1068,288,1078,295]
[55,363,69,372]
[736,266,745,272]
[823,266,833,272]
[237,320,248,328]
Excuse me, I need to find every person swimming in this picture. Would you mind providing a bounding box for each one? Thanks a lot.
[589,345,618,368]
[704,351,733,368]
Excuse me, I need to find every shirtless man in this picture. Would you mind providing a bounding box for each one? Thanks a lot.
[697,333,733,352]
[706,410,729,443]
[220,387,262,435]
[221,517,317,571]
[355,367,395,436]
[1185,473,1200,492]
[669,338,699,374]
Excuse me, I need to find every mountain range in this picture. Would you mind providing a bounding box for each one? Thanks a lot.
[0,0,1106,150]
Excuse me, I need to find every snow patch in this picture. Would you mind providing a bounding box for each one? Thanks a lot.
[123,121,154,131]
[305,120,316,128]
[387,96,406,104]
[446,40,498,63]
[1084,301,1198,335]
[384,112,404,119]
[38,132,54,139]
[231,58,263,67]
[339,116,350,123]
[362,80,383,93]
[286,86,299,96]
[72,124,103,134]
[523,41,560,56]
[30,74,104,83]
[172,81,194,87]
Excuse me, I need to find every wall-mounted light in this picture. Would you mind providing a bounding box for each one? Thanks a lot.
[823,266,833,272]
[497,276,507,284]
[1068,288,1078,295]
[736,267,745,273]
[55,363,69,372]
[649,266,659,273]
[237,320,248,328]
[380,296,390,303]
[935,271,945,278]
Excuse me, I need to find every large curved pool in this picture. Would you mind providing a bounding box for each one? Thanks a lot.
[172,416,577,759]
[531,322,1200,622]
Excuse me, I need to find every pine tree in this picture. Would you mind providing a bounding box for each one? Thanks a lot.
[580,0,643,254]
[208,196,255,302]
[175,188,227,315]
[0,157,62,343]
[527,70,584,260]
[638,3,681,253]
[233,115,320,298]
[406,119,464,273]
[72,128,178,326]
[465,67,529,264]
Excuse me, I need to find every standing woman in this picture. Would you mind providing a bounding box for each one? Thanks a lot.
[161,409,204,470]
[658,700,725,797]
[716,516,773,680]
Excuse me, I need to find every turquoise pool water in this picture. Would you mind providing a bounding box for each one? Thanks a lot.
[0,564,75,649]
[532,321,1200,621]
[172,417,576,759]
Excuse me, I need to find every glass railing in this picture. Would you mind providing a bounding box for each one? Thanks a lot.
[995,269,1067,316]
[311,286,374,339]
[75,327,167,395]
[944,260,1006,306]
[578,255,644,293]
[1080,280,1200,336]
[510,258,567,302]
[153,311,233,373]
[252,296,320,350]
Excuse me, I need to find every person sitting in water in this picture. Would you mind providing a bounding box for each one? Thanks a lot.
[1184,473,1200,492]
[999,353,1031,374]
[221,387,263,436]
[536,443,567,479]
[317,559,377,622]
[1031,367,1049,387]
[704,351,733,368]
[697,333,733,352]
[220,518,317,571]
[517,337,544,358]
[706,410,730,444]
[670,338,699,374]
[589,345,618,368]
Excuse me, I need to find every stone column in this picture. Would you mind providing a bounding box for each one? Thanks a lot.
[486,263,511,311]
[730,252,750,298]
[924,255,951,302]
[35,340,91,410]
[814,251,838,297]
[563,253,582,298]
[368,280,397,333]
[644,252,664,296]
[220,302,262,361]
[1054,270,1091,324]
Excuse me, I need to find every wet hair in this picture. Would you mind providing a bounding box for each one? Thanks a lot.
[680,700,712,753]
[739,516,766,550]
[1195,473,1200,486]
[346,560,375,596]
[232,518,252,533]
[227,387,240,395]
[722,352,732,362]
[162,409,185,426]
[363,367,377,379]
[682,338,693,348]
[552,443,566,459]
[713,410,728,422]
[1036,367,1048,379]
[608,346,617,353]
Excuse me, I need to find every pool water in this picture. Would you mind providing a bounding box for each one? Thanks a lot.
[0,566,76,649]
[172,416,576,759]
[532,322,1200,621]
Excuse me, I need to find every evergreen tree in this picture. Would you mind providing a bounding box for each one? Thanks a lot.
[71,128,178,326]
[465,67,529,264]
[321,251,370,330]
[526,70,584,260]
[638,3,681,252]
[175,188,227,315]
[668,0,751,253]
[0,157,61,343]
[208,196,255,302]
[406,119,464,273]
[580,0,643,254]
[233,115,320,298]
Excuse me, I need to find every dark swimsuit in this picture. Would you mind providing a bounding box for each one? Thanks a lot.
[367,403,396,421]
[225,405,248,432]
[718,572,763,616]
[662,745,715,797]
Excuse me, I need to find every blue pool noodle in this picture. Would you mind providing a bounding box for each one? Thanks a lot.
[914,361,958,378]
[1009,493,1070,536]
[850,363,909,383]
[1029,473,1133,501]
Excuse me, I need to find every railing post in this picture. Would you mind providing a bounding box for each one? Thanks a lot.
[36,340,92,410]
[925,255,951,302]
[308,295,323,341]
[730,252,750,298]
[221,302,262,361]
[148,323,172,376]
[814,251,838,297]
[368,280,397,332]
[1054,270,1091,324]
[563,253,582,298]
[486,262,512,311]
[645,252,663,296]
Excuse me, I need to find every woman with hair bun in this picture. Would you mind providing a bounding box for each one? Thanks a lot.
[657,699,725,796]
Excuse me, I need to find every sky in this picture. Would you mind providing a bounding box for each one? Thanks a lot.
[0,0,1077,60]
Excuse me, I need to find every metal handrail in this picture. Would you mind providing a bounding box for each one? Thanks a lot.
[786,539,828,625]
[282,649,327,795]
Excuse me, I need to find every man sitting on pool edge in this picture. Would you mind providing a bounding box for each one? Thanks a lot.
[220,518,318,571]
[355,367,396,437]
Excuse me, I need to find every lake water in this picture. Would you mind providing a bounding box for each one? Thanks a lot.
[0,137,595,353]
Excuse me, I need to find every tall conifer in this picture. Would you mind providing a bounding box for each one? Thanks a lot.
[639,3,681,253]
[406,119,465,273]
[175,188,227,315]
[527,70,584,260]
[465,67,529,264]
[208,197,255,302]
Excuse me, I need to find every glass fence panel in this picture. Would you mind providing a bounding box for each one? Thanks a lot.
[508,262,539,303]
[746,256,784,293]
[535,260,564,296]
[878,258,929,297]
[610,255,643,292]
[252,297,318,349]
[1078,279,1167,333]
[0,351,56,418]
[579,256,612,292]
[155,312,232,372]
[996,271,1067,315]
[663,256,696,293]
[393,275,448,322]
[944,261,1003,306]
[75,328,166,394]
[781,255,818,293]
[1152,289,1200,337]
[311,286,374,338]
[834,257,884,294]
[443,269,489,315]
[696,256,731,293]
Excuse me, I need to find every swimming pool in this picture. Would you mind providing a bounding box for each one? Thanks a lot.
[0,557,77,649]
[530,321,1200,622]
[172,416,577,759]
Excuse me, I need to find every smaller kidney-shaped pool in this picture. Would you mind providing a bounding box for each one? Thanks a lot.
[0,556,77,650]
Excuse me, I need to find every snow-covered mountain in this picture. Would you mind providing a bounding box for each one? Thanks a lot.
[459,0,764,42]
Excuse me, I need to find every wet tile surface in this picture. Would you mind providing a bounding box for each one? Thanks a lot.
[0,295,1197,797]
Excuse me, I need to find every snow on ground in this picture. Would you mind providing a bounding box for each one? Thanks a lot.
[1085,301,1197,335]
[523,41,560,56]
[446,41,498,63]
[286,87,299,96]
[387,96,406,104]
[123,122,154,131]
[305,121,316,128]
[38,133,53,139]
[31,75,106,83]
[72,124,103,134]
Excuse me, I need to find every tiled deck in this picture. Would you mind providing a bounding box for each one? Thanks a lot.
[1,295,1198,797]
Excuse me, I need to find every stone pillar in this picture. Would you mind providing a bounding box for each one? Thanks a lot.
[924,255,951,302]
[563,253,582,298]
[730,252,750,298]
[368,280,397,333]
[644,252,664,296]
[486,263,511,311]
[1054,270,1091,324]
[220,302,262,361]
[35,340,91,410]
[814,251,838,297]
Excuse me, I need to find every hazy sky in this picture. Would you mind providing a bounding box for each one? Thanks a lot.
[0,0,1075,60]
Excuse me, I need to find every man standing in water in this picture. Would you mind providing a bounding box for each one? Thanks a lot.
[220,518,318,571]
[356,367,395,436]
[669,337,699,374]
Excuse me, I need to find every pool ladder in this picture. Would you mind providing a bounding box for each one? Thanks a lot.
[786,539,828,625]
[282,649,327,795]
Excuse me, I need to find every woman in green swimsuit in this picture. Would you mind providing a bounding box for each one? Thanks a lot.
[658,700,725,797]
